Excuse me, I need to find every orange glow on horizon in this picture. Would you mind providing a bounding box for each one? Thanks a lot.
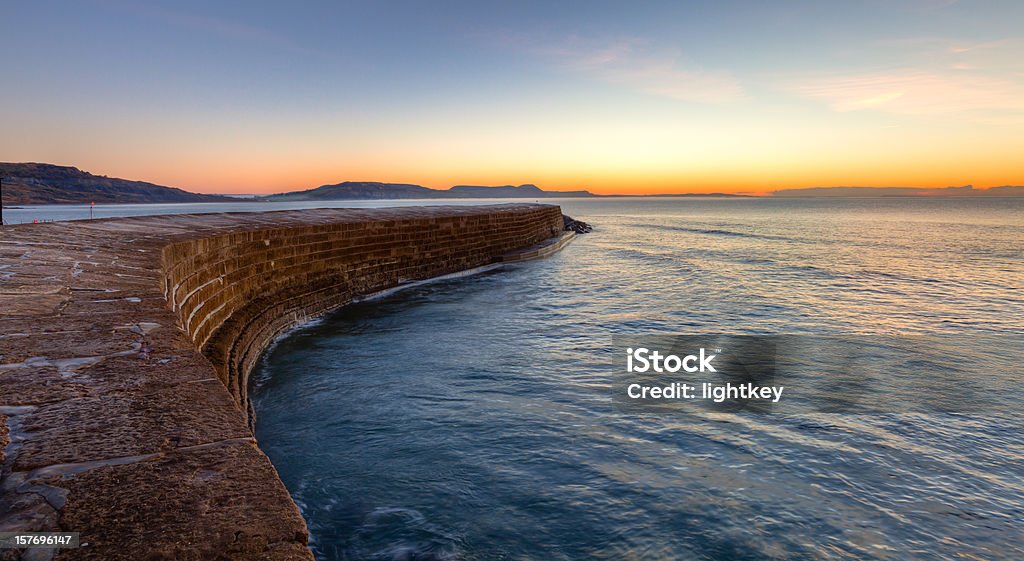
[63,119,1020,197]
[124,164,1024,197]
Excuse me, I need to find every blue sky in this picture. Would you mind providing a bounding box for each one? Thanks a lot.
[3,0,1022,193]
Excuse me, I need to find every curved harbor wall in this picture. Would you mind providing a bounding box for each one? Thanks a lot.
[0,204,564,560]
[161,204,563,422]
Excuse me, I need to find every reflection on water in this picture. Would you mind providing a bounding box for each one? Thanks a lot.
[252,198,1023,560]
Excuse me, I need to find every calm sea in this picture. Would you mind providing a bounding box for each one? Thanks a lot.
[23,198,1022,560]
[250,197,1024,561]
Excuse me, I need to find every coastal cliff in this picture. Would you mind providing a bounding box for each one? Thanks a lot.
[0,205,567,560]
[0,163,234,205]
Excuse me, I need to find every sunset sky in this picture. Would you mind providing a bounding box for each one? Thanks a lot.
[3,0,1023,195]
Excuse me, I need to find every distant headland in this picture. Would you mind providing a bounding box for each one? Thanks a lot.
[0,163,749,205]
[0,163,235,204]
[1,163,1021,205]
[266,181,595,201]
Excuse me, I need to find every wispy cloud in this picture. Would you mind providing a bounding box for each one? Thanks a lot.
[870,36,1024,68]
[792,71,1024,115]
[487,33,744,104]
[790,36,1024,121]
[947,38,1019,54]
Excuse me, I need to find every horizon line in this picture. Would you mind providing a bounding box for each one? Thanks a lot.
[2,161,1022,198]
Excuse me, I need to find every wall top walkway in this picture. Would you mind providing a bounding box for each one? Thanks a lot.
[0,204,565,560]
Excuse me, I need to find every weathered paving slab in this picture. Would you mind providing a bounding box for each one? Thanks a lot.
[0,204,567,560]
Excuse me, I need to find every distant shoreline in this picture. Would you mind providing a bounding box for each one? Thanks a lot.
[2,162,1021,205]
[9,194,1024,211]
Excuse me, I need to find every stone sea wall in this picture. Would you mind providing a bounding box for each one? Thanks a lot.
[0,204,566,560]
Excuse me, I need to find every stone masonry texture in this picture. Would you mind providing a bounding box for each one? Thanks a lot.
[0,204,565,560]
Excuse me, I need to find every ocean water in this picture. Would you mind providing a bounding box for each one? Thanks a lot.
[248,197,1024,561]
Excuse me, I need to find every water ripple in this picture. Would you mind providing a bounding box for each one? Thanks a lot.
[254,198,1024,561]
